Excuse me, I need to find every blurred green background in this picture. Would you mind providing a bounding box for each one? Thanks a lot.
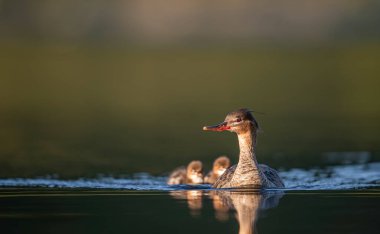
[0,0,380,178]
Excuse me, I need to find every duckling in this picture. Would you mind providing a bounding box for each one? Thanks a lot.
[204,156,231,184]
[167,160,204,185]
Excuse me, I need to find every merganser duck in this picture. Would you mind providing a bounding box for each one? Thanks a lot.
[204,156,231,184]
[203,108,284,189]
[167,160,204,185]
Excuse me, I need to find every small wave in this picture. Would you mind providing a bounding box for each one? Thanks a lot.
[0,162,379,191]
[0,173,171,190]
[281,162,380,190]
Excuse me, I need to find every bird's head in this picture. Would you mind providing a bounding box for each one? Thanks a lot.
[203,108,259,135]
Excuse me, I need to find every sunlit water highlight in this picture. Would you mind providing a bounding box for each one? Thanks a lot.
[0,162,379,190]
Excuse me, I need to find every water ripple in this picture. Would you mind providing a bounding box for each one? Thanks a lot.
[281,162,380,190]
[0,162,379,191]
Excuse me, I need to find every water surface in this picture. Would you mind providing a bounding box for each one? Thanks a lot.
[1,162,379,234]
[1,189,379,234]
[1,162,379,190]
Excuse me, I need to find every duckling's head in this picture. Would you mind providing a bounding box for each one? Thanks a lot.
[203,108,259,135]
[213,156,230,176]
[186,160,204,184]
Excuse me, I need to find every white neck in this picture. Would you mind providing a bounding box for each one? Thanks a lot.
[237,130,258,169]
[231,129,262,187]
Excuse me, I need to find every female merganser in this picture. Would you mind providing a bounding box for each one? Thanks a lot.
[204,156,231,184]
[203,108,284,189]
[167,160,204,185]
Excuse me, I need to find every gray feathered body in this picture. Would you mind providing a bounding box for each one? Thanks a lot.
[213,164,284,188]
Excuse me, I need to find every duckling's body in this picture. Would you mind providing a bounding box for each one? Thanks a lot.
[167,161,204,185]
[167,166,187,185]
[204,156,230,184]
[203,108,284,189]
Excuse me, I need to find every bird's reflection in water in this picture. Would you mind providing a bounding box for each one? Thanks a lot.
[213,190,283,234]
[171,189,283,234]
[170,190,203,217]
[208,191,230,221]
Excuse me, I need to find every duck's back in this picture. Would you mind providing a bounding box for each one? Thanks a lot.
[212,164,284,188]
[259,164,284,188]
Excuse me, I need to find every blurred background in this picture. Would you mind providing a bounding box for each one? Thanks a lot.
[0,0,379,178]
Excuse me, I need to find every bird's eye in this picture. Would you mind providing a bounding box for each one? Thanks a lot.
[236,117,242,122]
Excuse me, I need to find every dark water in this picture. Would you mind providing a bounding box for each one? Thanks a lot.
[1,188,379,234]
[1,162,380,234]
